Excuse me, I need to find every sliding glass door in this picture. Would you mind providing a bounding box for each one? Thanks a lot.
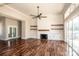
[72,17,79,55]
[65,16,79,56]
[65,20,73,56]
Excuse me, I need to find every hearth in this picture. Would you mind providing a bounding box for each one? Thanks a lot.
[40,34,48,39]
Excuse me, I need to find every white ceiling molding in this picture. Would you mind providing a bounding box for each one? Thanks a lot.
[0,3,9,6]
[64,3,79,19]
[0,5,30,21]
[0,3,5,6]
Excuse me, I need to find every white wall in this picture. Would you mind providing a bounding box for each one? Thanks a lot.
[21,17,36,39]
[0,5,30,40]
[0,5,64,40]
[0,21,2,36]
[29,18,37,38]
[50,14,64,40]
[5,18,21,40]
[0,17,6,40]
[23,14,64,40]
[0,17,21,40]
[37,14,64,40]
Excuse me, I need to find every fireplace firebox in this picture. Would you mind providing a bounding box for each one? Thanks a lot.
[40,34,48,39]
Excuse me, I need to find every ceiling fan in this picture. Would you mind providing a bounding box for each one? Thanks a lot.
[30,6,47,20]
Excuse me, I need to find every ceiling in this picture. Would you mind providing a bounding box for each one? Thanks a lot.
[8,3,70,15]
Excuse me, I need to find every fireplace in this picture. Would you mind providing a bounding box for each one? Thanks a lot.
[40,34,48,39]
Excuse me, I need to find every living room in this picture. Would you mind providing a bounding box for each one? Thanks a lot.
[0,3,79,56]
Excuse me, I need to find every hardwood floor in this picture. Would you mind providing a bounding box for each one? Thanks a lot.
[0,39,67,56]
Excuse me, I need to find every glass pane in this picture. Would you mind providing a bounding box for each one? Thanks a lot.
[73,17,79,55]
[13,27,16,37]
[8,27,12,37]
[65,20,73,56]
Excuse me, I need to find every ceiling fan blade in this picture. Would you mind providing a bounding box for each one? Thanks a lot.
[40,16,47,18]
[39,16,41,20]
[33,15,39,19]
[30,14,36,16]
[32,16,36,19]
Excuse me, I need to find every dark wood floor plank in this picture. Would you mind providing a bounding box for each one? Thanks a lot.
[0,39,67,56]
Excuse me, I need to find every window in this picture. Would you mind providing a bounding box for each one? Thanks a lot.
[73,17,79,55]
[65,16,79,56]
